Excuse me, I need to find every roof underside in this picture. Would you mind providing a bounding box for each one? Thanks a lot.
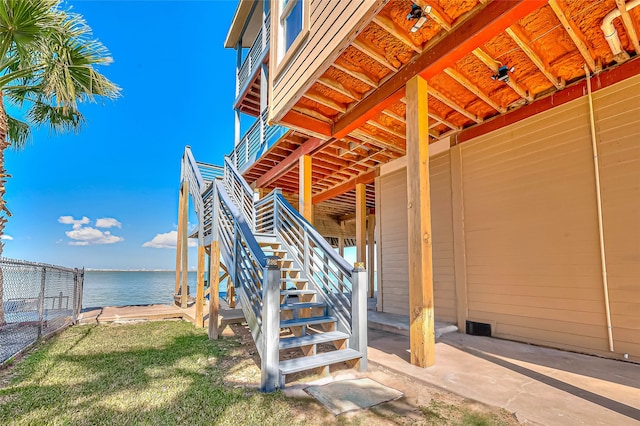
[244,0,640,217]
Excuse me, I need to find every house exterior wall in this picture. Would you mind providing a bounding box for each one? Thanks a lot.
[269,0,383,123]
[377,74,640,361]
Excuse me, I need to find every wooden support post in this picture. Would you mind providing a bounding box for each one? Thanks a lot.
[356,183,366,263]
[208,241,221,340]
[180,181,189,309]
[195,245,206,328]
[450,145,469,332]
[175,183,185,296]
[350,263,368,371]
[367,214,375,298]
[406,75,435,368]
[299,155,313,224]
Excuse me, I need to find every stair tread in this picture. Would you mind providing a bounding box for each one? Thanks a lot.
[279,349,362,375]
[280,302,325,310]
[279,331,349,350]
[280,277,308,282]
[280,316,336,327]
[281,289,315,295]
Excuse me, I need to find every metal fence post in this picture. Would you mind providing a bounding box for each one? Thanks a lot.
[38,267,46,338]
[76,268,84,321]
[350,262,368,371]
[260,256,281,392]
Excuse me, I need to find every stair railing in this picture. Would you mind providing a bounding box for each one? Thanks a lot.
[223,156,255,231]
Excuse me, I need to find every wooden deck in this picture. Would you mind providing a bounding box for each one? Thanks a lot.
[79,300,245,328]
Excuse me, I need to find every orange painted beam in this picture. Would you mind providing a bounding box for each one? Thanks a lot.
[281,110,333,138]
[333,0,547,139]
[254,137,328,188]
[456,56,640,144]
[312,170,376,204]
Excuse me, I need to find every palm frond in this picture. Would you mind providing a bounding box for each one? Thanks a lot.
[6,114,31,149]
[27,101,85,135]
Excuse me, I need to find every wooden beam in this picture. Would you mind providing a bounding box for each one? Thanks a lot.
[313,170,376,204]
[351,38,398,72]
[317,77,361,101]
[505,26,565,90]
[302,92,347,113]
[367,213,375,298]
[372,15,422,53]
[444,67,506,113]
[366,119,406,139]
[449,145,468,332]
[351,128,406,153]
[180,181,189,309]
[381,108,405,123]
[428,86,481,123]
[332,63,379,89]
[255,137,326,188]
[415,0,451,31]
[548,0,600,72]
[291,106,335,124]
[195,245,206,328]
[616,0,640,55]
[333,0,546,139]
[299,155,313,224]
[472,48,533,102]
[280,110,332,138]
[175,183,185,296]
[429,111,461,131]
[356,183,366,263]
[208,241,220,340]
[406,75,434,368]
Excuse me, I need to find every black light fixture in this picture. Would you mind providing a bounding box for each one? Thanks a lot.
[491,65,515,83]
[406,4,431,33]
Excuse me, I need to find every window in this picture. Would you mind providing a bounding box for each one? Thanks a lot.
[275,0,309,71]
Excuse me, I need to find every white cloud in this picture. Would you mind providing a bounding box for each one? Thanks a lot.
[143,230,197,249]
[65,227,124,245]
[96,218,122,229]
[58,215,90,230]
[1,235,13,240]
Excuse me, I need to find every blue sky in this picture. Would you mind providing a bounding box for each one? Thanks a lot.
[4,0,240,270]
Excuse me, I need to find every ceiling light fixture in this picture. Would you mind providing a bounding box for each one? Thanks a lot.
[406,4,432,33]
[491,65,515,83]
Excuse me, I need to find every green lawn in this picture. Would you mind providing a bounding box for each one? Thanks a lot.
[0,321,304,425]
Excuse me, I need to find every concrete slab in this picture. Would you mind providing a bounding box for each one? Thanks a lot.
[367,328,640,426]
[367,309,457,338]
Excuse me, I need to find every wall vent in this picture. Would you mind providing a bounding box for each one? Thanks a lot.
[466,321,492,337]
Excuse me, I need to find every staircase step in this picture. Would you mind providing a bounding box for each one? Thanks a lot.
[279,331,349,350]
[280,278,307,283]
[279,348,362,375]
[280,315,336,328]
[254,234,278,243]
[280,302,325,310]
[280,289,315,296]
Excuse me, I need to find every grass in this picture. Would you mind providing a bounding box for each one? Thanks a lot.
[0,321,520,425]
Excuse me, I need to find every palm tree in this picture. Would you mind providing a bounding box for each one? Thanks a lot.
[0,0,120,325]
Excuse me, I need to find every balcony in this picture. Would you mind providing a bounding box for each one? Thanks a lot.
[235,14,270,117]
[228,110,287,173]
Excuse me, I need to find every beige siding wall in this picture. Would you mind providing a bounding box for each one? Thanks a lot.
[460,73,640,360]
[270,0,382,122]
[377,154,457,322]
[593,75,640,359]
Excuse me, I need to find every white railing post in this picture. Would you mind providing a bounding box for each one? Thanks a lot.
[303,228,310,276]
[261,256,281,392]
[350,262,368,371]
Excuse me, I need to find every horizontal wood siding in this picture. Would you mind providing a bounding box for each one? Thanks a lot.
[379,169,409,315]
[378,153,456,322]
[593,74,640,360]
[461,75,640,359]
[271,0,378,122]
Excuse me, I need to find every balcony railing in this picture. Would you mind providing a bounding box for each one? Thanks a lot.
[229,110,287,173]
[236,14,270,97]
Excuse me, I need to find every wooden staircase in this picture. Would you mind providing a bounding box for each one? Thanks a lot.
[255,234,362,386]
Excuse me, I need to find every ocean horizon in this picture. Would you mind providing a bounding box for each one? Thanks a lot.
[82,271,226,309]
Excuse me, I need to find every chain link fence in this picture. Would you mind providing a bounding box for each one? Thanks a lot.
[0,258,84,365]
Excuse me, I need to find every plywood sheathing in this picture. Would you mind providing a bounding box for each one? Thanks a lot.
[482,33,555,98]
[562,0,633,64]
[338,46,391,81]
[455,55,521,109]
[517,5,585,82]
[358,23,416,68]
[324,66,372,95]
[430,73,497,119]
[309,83,353,105]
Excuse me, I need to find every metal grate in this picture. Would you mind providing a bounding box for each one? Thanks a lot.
[0,258,84,365]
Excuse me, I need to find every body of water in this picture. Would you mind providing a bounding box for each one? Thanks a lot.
[82,271,218,308]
